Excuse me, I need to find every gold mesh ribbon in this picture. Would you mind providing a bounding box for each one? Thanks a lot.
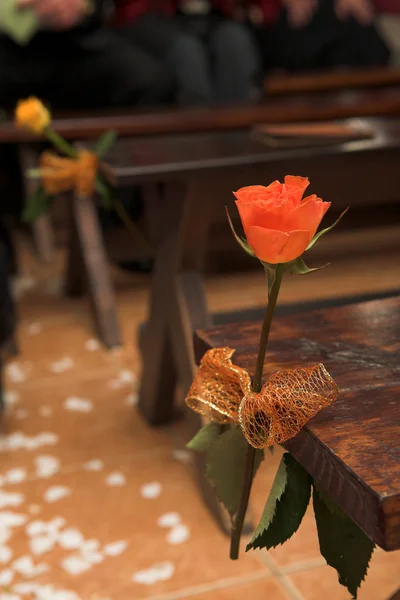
[39,150,98,198]
[185,348,339,448]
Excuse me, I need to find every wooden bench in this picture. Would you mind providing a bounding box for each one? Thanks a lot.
[193,295,400,598]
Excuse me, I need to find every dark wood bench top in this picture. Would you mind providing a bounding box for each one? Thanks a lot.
[266,66,400,95]
[194,296,400,551]
[2,87,400,144]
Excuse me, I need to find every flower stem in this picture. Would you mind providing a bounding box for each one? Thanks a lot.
[45,128,77,158]
[229,263,285,560]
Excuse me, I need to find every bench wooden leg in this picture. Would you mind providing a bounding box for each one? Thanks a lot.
[70,191,121,349]
[65,195,85,298]
[19,144,55,264]
[387,589,400,600]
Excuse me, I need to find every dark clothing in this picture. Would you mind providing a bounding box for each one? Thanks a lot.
[254,0,390,71]
[0,0,173,110]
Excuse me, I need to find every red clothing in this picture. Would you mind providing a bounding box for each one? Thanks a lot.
[374,0,400,13]
[114,1,239,25]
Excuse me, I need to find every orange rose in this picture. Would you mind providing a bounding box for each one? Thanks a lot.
[234,176,330,264]
[15,97,51,135]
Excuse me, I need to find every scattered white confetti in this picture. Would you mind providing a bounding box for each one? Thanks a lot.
[61,555,91,576]
[0,568,13,585]
[57,528,84,550]
[0,546,12,563]
[109,369,136,390]
[84,338,100,351]
[3,391,20,407]
[13,555,49,578]
[5,468,27,485]
[0,432,58,453]
[5,362,31,384]
[126,393,138,407]
[105,472,126,487]
[80,539,99,554]
[26,517,65,538]
[27,322,42,336]
[14,583,80,600]
[49,357,74,374]
[172,449,191,464]
[15,408,28,420]
[103,540,128,556]
[157,512,181,528]
[64,396,93,413]
[35,455,60,478]
[167,524,190,545]
[132,561,175,585]
[0,592,19,600]
[44,486,70,503]
[83,459,104,472]
[140,482,162,499]
[39,406,53,418]
[0,512,27,529]
[0,491,24,509]
[30,535,56,556]
[11,275,36,299]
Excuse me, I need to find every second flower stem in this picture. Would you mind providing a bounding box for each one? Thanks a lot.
[230,263,285,560]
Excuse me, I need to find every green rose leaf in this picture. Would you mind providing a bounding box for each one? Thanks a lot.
[226,208,255,258]
[187,422,221,453]
[313,485,375,599]
[285,256,329,276]
[306,207,349,252]
[247,453,311,551]
[95,176,113,210]
[22,187,51,222]
[206,425,264,517]
[95,130,117,159]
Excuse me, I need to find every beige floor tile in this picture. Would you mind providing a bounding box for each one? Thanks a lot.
[170,576,291,600]
[289,550,400,600]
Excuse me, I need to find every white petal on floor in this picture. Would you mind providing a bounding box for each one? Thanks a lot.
[132,561,175,585]
[83,459,104,472]
[15,583,80,600]
[157,512,181,528]
[57,528,84,550]
[109,369,137,390]
[39,406,53,418]
[0,546,12,563]
[27,322,42,336]
[105,472,126,487]
[44,486,71,503]
[3,391,20,407]
[0,433,58,453]
[84,338,100,351]
[140,482,162,499]
[5,362,31,384]
[0,491,24,509]
[35,455,60,478]
[5,468,27,485]
[0,512,27,529]
[13,555,49,577]
[103,540,128,556]
[11,275,36,299]
[49,357,74,374]
[125,393,138,407]
[63,396,93,413]
[0,592,19,600]
[172,449,191,464]
[0,568,13,585]
[61,555,92,576]
[30,534,56,556]
[167,524,190,545]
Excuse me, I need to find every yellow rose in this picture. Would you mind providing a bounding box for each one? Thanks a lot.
[15,97,51,135]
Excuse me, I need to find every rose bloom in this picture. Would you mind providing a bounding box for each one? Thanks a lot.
[15,97,51,135]
[234,176,330,264]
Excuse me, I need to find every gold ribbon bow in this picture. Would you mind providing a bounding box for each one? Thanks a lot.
[39,150,98,198]
[185,348,339,448]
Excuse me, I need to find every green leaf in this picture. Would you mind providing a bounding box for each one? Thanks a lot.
[95,130,117,159]
[262,263,277,295]
[22,187,51,222]
[313,485,375,599]
[226,208,255,258]
[247,453,311,551]
[285,256,329,275]
[306,207,349,251]
[187,422,221,453]
[206,426,264,516]
[1,0,39,46]
[95,176,113,210]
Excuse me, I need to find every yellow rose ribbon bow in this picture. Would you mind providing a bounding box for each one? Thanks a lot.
[185,347,339,448]
[39,150,98,198]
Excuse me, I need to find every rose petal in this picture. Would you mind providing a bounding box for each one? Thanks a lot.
[284,176,310,203]
[246,227,289,264]
[235,201,284,233]
[278,230,312,263]
[281,198,331,238]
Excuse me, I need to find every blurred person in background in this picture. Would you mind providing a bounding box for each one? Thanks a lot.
[115,0,261,105]
[0,0,173,110]
[245,0,390,72]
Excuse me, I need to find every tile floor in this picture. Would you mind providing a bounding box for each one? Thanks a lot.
[1,233,399,600]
